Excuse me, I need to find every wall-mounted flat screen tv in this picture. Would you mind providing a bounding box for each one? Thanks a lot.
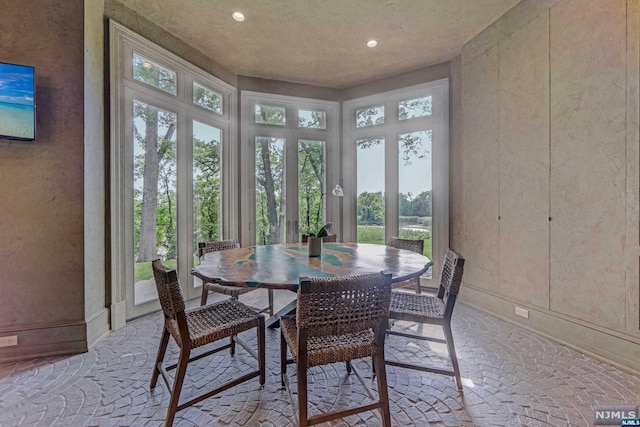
[0,62,36,141]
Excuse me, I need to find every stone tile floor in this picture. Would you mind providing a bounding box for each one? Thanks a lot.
[1,289,639,426]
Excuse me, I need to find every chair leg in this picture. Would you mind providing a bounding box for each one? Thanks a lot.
[374,339,391,427]
[165,346,190,427]
[151,328,170,389]
[345,360,352,373]
[297,361,309,427]
[258,317,266,385]
[230,336,236,356]
[443,323,462,390]
[280,329,287,387]
[268,289,274,316]
[415,277,421,294]
[200,286,209,306]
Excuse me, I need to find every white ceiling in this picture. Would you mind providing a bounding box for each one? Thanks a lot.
[118,0,520,88]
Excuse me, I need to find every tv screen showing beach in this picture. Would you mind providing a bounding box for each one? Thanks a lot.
[0,62,35,140]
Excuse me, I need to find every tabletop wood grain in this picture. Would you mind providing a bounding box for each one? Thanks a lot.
[192,242,432,290]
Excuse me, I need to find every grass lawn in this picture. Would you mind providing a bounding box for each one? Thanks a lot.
[134,258,180,282]
[357,226,432,259]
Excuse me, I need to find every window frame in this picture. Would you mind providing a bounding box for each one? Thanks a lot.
[109,20,237,324]
[240,91,340,246]
[342,79,449,285]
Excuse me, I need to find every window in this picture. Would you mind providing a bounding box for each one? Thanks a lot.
[241,92,339,246]
[344,80,449,284]
[193,82,223,113]
[110,21,237,321]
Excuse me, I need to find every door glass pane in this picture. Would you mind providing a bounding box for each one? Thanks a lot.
[356,105,384,128]
[298,109,326,129]
[193,121,221,272]
[398,96,432,120]
[255,104,286,125]
[193,82,222,114]
[132,52,177,95]
[298,140,325,239]
[256,137,286,244]
[398,130,432,261]
[356,137,385,244]
[133,100,177,305]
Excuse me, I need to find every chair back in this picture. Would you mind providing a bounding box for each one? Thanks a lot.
[152,259,185,319]
[297,272,392,337]
[198,239,240,259]
[437,250,465,307]
[388,237,424,255]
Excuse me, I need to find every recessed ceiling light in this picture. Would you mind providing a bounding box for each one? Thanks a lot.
[232,11,245,22]
[367,40,378,48]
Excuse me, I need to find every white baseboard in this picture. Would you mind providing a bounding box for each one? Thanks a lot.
[460,285,640,375]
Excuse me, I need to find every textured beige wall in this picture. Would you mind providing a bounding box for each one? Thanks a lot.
[498,11,549,308]
[454,0,640,371]
[549,0,627,331]
[0,0,87,360]
[84,0,109,345]
[461,45,500,291]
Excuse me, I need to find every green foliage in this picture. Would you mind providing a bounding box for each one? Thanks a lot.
[399,130,431,165]
[193,135,221,250]
[356,226,385,245]
[132,53,176,94]
[135,258,177,282]
[255,105,285,125]
[193,83,222,113]
[310,222,333,238]
[399,216,420,224]
[256,138,285,244]
[399,190,432,217]
[298,141,325,237]
[418,216,432,227]
[398,228,432,259]
[357,191,385,224]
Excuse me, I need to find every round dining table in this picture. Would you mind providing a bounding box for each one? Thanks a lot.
[192,242,432,290]
[192,242,432,328]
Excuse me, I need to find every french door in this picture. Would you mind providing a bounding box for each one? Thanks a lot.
[343,80,449,284]
[110,21,237,322]
[240,92,340,246]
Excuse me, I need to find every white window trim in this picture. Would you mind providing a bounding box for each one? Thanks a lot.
[343,79,449,284]
[109,20,237,325]
[240,91,340,247]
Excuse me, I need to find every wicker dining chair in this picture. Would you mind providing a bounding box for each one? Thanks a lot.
[150,259,266,427]
[387,237,425,293]
[300,233,337,243]
[198,239,273,316]
[386,249,465,390]
[280,272,393,427]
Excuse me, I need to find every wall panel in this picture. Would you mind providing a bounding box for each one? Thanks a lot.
[461,46,500,289]
[549,0,627,331]
[498,11,550,308]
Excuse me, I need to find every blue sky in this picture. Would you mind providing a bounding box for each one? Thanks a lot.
[0,63,34,106]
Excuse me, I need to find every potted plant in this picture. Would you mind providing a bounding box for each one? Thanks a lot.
[307,222,332,257]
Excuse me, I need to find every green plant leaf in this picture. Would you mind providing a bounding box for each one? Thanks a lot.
[316,222,333,238]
